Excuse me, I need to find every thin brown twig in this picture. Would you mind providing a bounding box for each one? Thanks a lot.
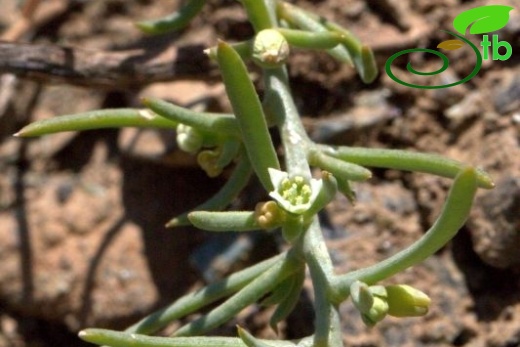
[0,40,212,89]
[0,0,68,117]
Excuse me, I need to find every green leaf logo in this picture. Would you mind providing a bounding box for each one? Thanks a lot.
[453,5,514,35]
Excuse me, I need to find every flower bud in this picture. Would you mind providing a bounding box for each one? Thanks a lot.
[176,124,203,153]
[361,296,388,327]
[385,285,431,317]
[252,29,290,69]
[197,148,222,177]
[255,201,285,229]
[350,281,374,314]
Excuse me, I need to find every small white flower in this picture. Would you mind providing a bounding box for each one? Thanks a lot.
[268,168,322,215]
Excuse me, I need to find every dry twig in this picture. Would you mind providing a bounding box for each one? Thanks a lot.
[0,41,211,89]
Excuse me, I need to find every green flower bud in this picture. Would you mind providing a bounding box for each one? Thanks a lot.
[385,285,431,317]
[176,124,203,153]
[361,296,388,327]
[197,148,222,177]
[252,29,290,69]
[255,201,285,229]
[350,281,374,314]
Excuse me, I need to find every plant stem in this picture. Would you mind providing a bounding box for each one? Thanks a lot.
[263,62,337,345]
[302,220,339,347]
[264,68,311,178]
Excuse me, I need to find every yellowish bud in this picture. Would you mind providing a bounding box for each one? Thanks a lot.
[385,285,431,317]
[361,296,388,327]
[254,201,285,229]
[197,148,222,177]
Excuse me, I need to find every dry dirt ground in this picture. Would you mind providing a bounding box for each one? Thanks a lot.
[0,0,519,346]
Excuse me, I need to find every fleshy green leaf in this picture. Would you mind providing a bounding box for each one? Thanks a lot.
[453,5,514,35]
[14,109,177,137]
[136,0,206,34]
[216,41,281,191]
[188,211,260,232]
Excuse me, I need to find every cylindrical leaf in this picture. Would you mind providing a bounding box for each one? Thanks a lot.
[80,328,245,347]
[277,28,343,49]
[188,211,259,232]
[333,167,479,301]
[143,98,240,137]
[216,41,280,191]
[124,253,285,335]
[15,108,177,137]
[269,267,305,332]
[276,2,353,65]
[318,145,494,189]
[308,149,372,182]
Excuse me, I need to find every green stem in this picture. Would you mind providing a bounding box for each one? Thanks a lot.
[330,167,478,303]
[124,253,285,335]
[263,56,338,346]
[264,68,311,178]
[302,219,337,347]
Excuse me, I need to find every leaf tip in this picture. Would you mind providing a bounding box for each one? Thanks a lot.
[140,97,156,109]
[135,21,155,34]
[165,216,189,228]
